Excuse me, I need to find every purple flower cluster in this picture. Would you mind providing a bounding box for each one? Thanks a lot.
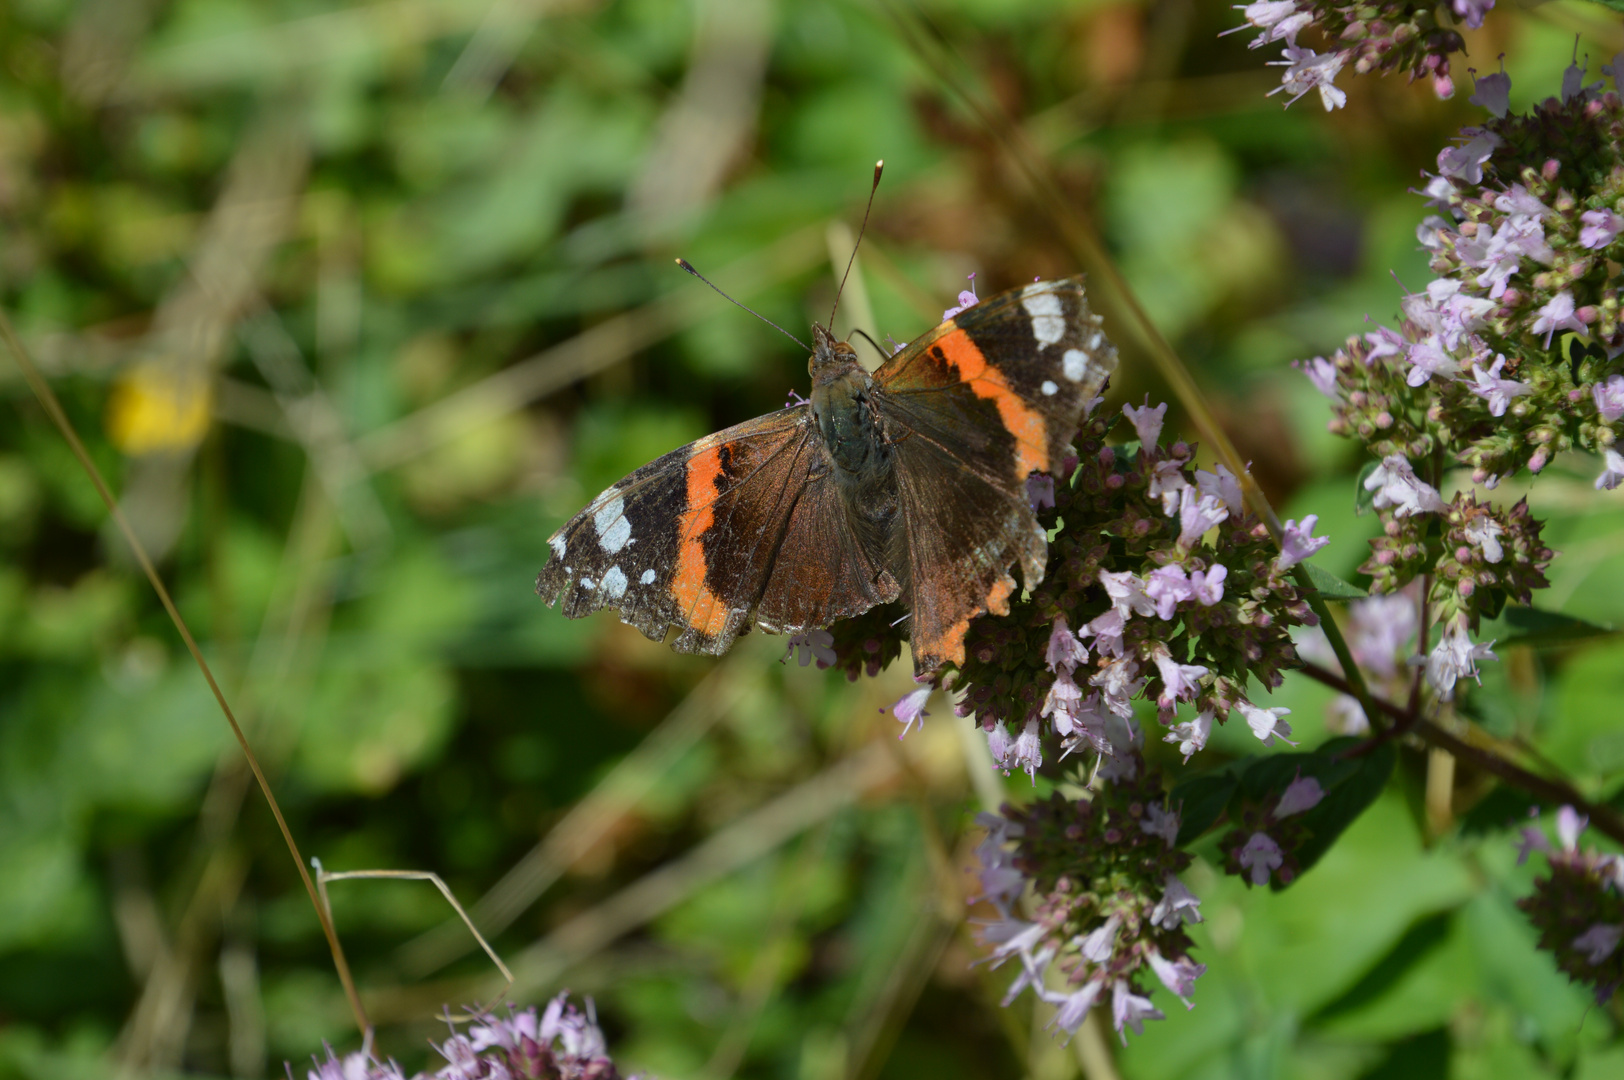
[945,403,1318,775]
[1228,0,1489,111]
[1516,807,1624,1004]
[1407,56,1624,485]
[972,727,1206,1043]
[300,997,633,1080]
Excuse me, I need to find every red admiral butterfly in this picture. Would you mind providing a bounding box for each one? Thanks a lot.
[536,270,1116,675]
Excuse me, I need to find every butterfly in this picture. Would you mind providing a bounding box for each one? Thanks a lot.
[536,275,1116,675]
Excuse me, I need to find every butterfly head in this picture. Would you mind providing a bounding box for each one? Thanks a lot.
[809,323,862,386]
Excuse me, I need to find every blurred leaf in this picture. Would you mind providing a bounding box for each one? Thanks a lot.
[1295,738,1396,873]
[1172,771,1238,844]
[1481,605,1614,648]
[295,645,457,795]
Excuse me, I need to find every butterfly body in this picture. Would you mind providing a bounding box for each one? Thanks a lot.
[537,276,1116,674]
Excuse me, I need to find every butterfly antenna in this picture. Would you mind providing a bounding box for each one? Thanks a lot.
[675,258,810,352]
[828,159,884,330]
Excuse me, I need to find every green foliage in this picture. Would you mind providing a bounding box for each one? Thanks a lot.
[1,2,1621,1079]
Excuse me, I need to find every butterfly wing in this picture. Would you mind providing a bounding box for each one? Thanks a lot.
[536,407,898,654]
[873,276,1117,671]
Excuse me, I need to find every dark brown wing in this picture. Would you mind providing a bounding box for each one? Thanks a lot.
[536,407,897,655]
[873,276,1116,671]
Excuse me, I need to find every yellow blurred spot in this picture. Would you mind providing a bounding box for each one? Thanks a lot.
[106,361,213,455]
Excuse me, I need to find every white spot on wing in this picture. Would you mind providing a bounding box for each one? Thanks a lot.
[640,569,656,585]
[581,577,596,590]
[601,566,628,601]
[1022,292,1064,348]
[1063,349,1090,381]
[594,491,632,554]
[549,535,566,559]
[1041,379,1058,396]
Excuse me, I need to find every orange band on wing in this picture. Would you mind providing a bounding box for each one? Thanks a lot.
[933,329,1049,478]
[672,445,733,640]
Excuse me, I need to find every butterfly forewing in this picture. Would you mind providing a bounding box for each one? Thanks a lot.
[536,407,896,653]
[873,277,1117,669]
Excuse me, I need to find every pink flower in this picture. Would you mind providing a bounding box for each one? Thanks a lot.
[1558,805,1588,850]
[1164,709,1215,761]
[1438,129,1501,184]
[1580,209,1623,250]
[1515,824,1551,865]
[1141,801,1182,845]
[1122,399,1167,447]
[1452,0,1494,29]
[1144,565,1195,620]
[1268,45,1347,111]
[1046,979,1106,1038]
[1150,875,1204,929]
[1195,463,1246,515]
[1238,700,1295,746]
[1463,516,1504,563]
[1424,620,1497,698]
[1100,569,1156,619]
[788,629,836,667]
[942,273,979,320]
[1469,68,1511,115]
[1238,831,1284,885]
[1079,608,1126,657]
[1530,290,1585,348]
[1467,356,1532,417]
[1365,325,1406,362]
[1188,564,1227,605]
[986,721,1013,763]
[1364,455,1447,517]
[1593,375,1624,422]
[1148,949,1206,1007]
[1274,775,1325,817]
[1296,355,1339,397]
[1081,913,1123,962]
[1574,923,1623,965]
[1090,656,1146,718]
[1403,338,1461,386]
[1597,449,1624,492]
[1111,980,1165,1041]
[1177,487,1230,548]
[1045,616,1090,670]
[1150,644,1208,706]
[890,685,933,738]
[1277,515,1329,569]
[1148,459,1189,515]
[1232,1,1312,48]
[1009,717,1044,783]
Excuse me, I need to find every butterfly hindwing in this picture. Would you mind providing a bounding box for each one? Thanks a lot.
[873,277,1117,670]
[536,408,897,654]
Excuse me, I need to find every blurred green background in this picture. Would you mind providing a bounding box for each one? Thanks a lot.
[4,1,1624,1078]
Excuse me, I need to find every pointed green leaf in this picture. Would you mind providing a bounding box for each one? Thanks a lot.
[1303,562,1368,601]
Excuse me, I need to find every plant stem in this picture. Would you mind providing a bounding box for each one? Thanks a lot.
[1297,660,1624,846]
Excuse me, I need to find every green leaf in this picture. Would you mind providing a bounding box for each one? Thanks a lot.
[1481,606,1614,649]
[1295,739,1397,874]
[1354,459,1380,514]
[1171,772,1238,844]
[1303,562,1368,601]
[1579,0,1624,12]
